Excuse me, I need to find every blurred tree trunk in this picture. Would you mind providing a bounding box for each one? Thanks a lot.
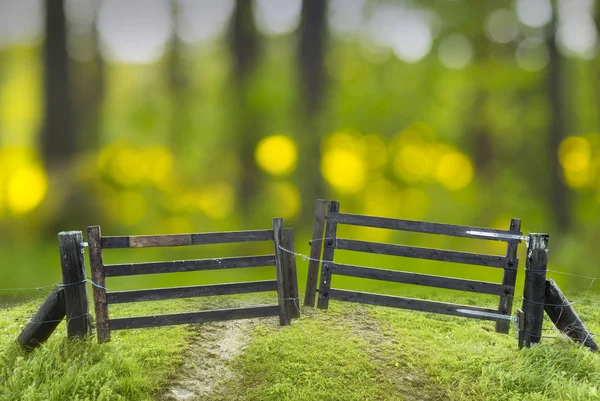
[41,0,76,169]
[228,0,261,216]
[297,0,328,217]
[546,21,570,233]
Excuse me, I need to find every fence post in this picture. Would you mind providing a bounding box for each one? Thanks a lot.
[496,218,521,334]
[520,233,549,347]
[58,231,91,338]
[87,225,110,343]
[282,228,300,318]
[317,201,340,309]
[273,218,291,325]
[304,199,328,307]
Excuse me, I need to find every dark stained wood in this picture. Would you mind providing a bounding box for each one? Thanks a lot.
[107,280,278,304]
[282,228,300,318]
[330,263,512,296]
[58,231,91,338]
[87,225,110,343]
[328,212,522,243]
[329,289,503,321]
[317,201,340,309]
[521,234,549,346]
[104,255,277,277]
[496,218,522,333]
[110,305,281,330]
[336,238,514,269]
[544,279,598,351]
[517,309,527,349]
[101,230,275,249]
[273,218,291,325]
[17,287,65,350]
[304,199,328,307]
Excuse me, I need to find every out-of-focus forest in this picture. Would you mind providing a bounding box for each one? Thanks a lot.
[1,0,599,289]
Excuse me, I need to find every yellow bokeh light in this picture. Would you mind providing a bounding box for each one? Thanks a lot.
[112,191,148,226]
[144,146,174,186]
[6,164,48,215]
[362,135,388,170]
[564,167,594,189]
[270,181,301,219]
[559,136,591,173]
[255,135,297,176]
[322,131,363,154]
[199,182,235,220]
[363,179,400,217]
[321,148,367,193]
[400,188,430,220]
[0,64,41,142]
[435,152,474,191]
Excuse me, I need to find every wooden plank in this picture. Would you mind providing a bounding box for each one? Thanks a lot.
[101,230,275,249]
[87,225,110,343]
[521,234,549,346]
[304,199,328,307]
[330,263,512,296]
[58,231,91,338]
[318,201,340,309]
[106,280,278,304]
[328,212,522,243]
[273,218,291,325]
[336,238,514,269]
[328,289,503,321]
[110,305,280,330]
[104,255,276,277]
[18,287,65,350]
[496,218,522,333]
[282,228,300,318]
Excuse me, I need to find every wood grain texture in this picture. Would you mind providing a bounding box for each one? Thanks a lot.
[328,289,503,321]
[101,230,274,249]
[304,199,328,307]
[272,218,291,325]
[17,287,65,350]
[109,305,280,330]
[317,201,340,309]
[328,212,522,243]
[521,234,549,346]
[104,255,277,277]
[496,218,522,333]
[330,263,512,296]
[107,280,278,304]
[87,225,110,343]
[282,228,300,318]
[336,238,515,269]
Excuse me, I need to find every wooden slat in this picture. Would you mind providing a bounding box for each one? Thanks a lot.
[87,225,110,343]
[330,263,512,296]
[106,280,278,304]
[318,201,340,309]
[104,255,276,277]
[304,199,328,307]
[110,305,280,330]
[336,238,514,269]
[101,230,274,249]
[328,213,522,243]
[328,289,503,321]
[496,218,522,333]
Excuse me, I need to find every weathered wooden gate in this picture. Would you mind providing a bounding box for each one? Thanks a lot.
[87,218,298,343]
[304,200,522,333]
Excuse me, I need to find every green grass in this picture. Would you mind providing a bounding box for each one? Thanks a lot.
[1,288,599,401]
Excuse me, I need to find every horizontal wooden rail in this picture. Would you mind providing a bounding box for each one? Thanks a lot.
[328,289,504,321]
[104,255,277,277]
[328,213,521,243]
[336,239,515,269]
[106,280,278,304]
[101,230,275,249]
[110,305,280,330]
[329,263,512,296]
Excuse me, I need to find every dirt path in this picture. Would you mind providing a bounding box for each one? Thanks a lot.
[158,319,256,401]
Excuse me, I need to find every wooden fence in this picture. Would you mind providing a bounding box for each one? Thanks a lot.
[304,200,523,333]
[87,218,298,343]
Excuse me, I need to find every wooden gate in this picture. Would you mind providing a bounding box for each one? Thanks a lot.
[87,218,298,343]
[305,200,522,333]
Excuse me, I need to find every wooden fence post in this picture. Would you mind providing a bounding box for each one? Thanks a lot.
[87,225,110,343]
[59,231,91,338]
[282,228,300,318]
[304,199,328,307]
[17,287,66,349]
[496,218,521,334]
[273,218,291,325]
[317,201,340,309]
[520,233,549,347]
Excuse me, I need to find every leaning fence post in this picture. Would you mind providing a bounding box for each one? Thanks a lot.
[520,233,549,348]
[317,201,340,310]
[304,199,328,307]
[58,231,91,338]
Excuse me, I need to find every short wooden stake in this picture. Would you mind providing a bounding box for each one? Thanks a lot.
[273,218,291,325]
[521,233,549,347]
[317,201,340,309]
[17,287,66,350]
[59,231,91,338]
[545,279,598,351]
[282,228,300,319]
[304,199,328,307]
